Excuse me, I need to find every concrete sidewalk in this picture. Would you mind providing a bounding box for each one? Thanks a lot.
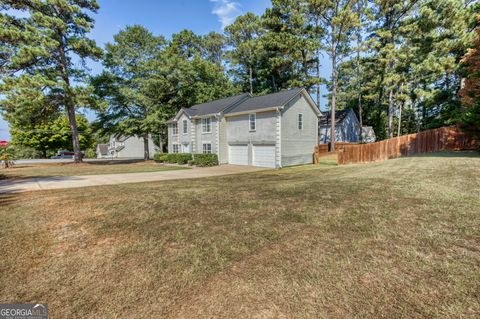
[0,165,265,193]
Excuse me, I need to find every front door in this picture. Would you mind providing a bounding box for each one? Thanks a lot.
[181,143,190,153]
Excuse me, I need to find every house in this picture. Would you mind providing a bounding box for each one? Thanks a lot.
[167,87,321,168]
[319,109,376,143]
[96,134,157,159]
[96,144,109,159]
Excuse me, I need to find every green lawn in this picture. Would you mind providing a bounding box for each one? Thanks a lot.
[0,160,188,179]
[1,152,479,318]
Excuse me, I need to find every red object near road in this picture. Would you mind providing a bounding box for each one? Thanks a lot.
[0,140,9,147]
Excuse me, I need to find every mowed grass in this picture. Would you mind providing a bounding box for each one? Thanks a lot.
[0,152,479,318]
[0,160,188,180]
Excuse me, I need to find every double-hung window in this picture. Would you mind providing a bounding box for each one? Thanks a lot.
[249,114,256,131]
[202,118,211,133]
[172,123,178,135]
[298,113,303,130]
[183,120,188,134]
[203,143,212,154]
[172,144,179,153]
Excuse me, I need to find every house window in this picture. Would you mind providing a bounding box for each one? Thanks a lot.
[203,143,212,154]
[202,118,211,133]
[183,120,188,134]
[249,114,256,131]
[298,113,303,130]
[172,123,178,135]
[172,144,179,153]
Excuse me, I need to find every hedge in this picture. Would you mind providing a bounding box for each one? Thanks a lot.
[154,153,218,166]
[153,153,192,164]
[192,153,218,167]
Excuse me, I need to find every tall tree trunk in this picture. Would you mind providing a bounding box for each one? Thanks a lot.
[388,88,394,138]
[356,37,363,142]
[316,47,321,108]
[330,33,337,152]
[67,103,82,162]
[58,30,82,163]
[397,100,403,137]
[249,65,253,94]
[159,129,164,154]
[143,134,150,160]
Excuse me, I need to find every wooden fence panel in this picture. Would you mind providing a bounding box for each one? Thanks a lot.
[334,126,477,165]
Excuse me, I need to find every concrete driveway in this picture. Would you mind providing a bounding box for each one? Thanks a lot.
[0,165,266,193]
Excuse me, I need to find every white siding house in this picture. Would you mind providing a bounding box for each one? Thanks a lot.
[167,88,321,168]
[97,134,157,159]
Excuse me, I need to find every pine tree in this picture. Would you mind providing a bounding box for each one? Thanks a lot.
[0,0,102,162]
[307,0,361,150]
[460,15,480,139]
[225,13,264,94]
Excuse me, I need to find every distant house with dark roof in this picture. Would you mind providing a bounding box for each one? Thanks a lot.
[167,88,321,168]
[319,109,376,144]
[96,134,157,159]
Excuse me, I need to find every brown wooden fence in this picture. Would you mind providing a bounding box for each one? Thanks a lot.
[315,126,477,165]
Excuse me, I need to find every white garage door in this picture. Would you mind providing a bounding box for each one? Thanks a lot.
[253,145,276,168]
[229,145,249,166]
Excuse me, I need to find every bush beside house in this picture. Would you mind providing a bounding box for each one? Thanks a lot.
[154,153,218,166]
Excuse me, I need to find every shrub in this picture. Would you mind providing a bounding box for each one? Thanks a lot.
[0,147,15,168]
[154,153,192,164]
[175,153,193,164]
[192,153,218,167]
[85,148,97,159]
[154,153,167,163]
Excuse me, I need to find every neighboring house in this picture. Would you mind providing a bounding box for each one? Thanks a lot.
[96,144,109,159]
[167,87,321,168]
[361,126,376,143]
[319,109,375,143]
[96,134,157,159]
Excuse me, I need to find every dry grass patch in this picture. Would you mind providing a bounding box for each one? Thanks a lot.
[0,160,187,179]
[0,151,479,318]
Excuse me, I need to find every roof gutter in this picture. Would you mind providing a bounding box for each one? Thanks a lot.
[224,106,280,117]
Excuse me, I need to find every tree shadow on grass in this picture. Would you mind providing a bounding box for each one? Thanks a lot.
[0,191,19,205]
[82,159,147,165]
[408,150,480,158]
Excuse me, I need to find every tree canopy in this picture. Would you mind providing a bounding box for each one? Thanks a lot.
[0,0,102,161]
[1,0,479,157]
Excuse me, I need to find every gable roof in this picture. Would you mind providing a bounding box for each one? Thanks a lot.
[167,88,320,123]
[225,87,321,116]
[226,87,303,114]
[189,93,251,117]
[319,109,357,126]
[97,144,109,155]
[169,93,251,122]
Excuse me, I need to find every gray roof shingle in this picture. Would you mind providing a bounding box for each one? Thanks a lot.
[188,93,251,117]
[168,88,319,122]
[319,109,352,126]
[226,87,304,114]
[97,144,108,155]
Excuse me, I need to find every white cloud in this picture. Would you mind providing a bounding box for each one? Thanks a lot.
[210,0,242,29]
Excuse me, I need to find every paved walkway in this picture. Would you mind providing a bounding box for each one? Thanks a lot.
[0,165,265,193]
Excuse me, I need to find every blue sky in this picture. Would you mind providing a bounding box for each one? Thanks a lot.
[0,0,330,141]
